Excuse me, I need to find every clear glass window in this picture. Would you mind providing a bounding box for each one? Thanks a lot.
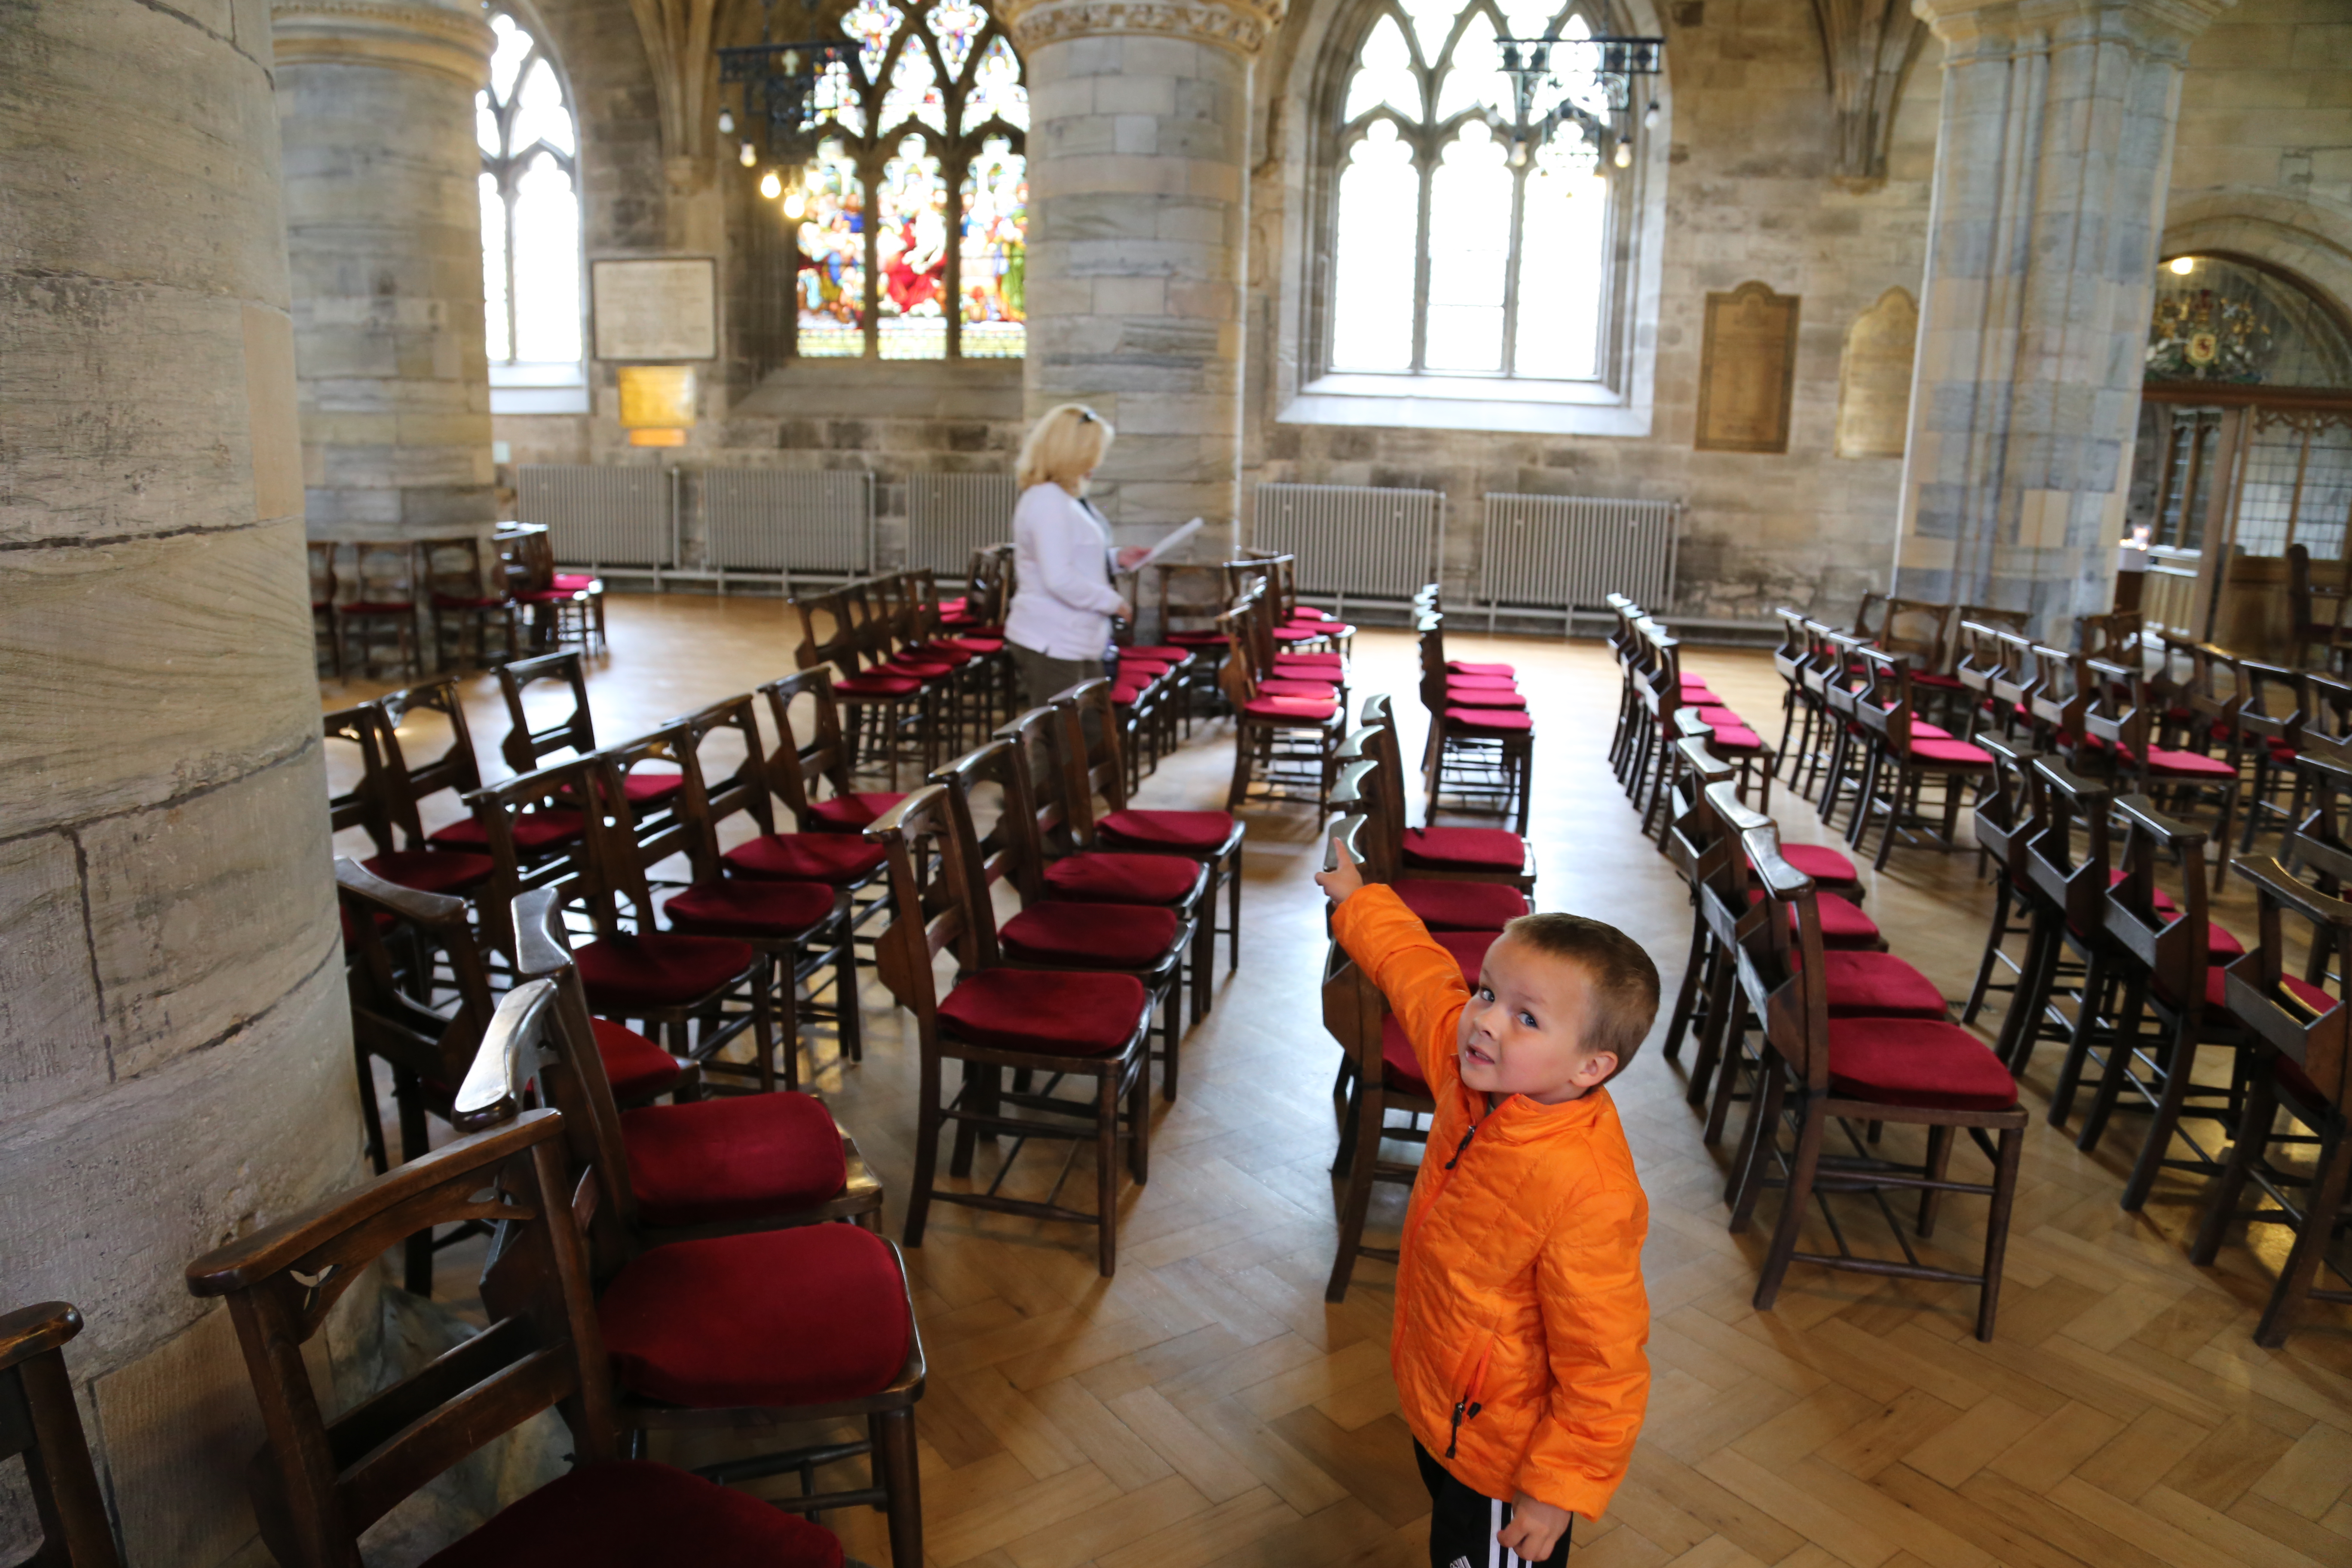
[477,13,584,369]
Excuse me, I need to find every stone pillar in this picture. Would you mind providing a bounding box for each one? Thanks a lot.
[997,0,1285,545]
[274,0,498,560]
[1893,0,2231,638]
[1,2,362,1563]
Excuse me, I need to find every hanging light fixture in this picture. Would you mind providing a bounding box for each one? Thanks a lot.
[783,189,808,220]
[739,141,759,167]
[717,0,856,172]
[759,168,783,199]
[717,108,736,135]
[1494,33,1664,172]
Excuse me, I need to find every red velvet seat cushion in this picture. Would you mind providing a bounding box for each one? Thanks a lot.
[621,1091,846,1227]
[1709,725,1767,754]
[879,658,955,681]
[420,1460,843,1568]
[905,641,973,665]
[1450,661,1516,677]
[1259,677,1340,699]
[1446,672,1519,689]
[664,879,836,939]
[723,832,887,884]
[1271,625,1329,643]
[1099,808,1240,853]
[1912,670,1965,690]
[362,848,494,896]
[1434,929,1499,986]
[1112,681,1151,704]
[1243,695,1337,721]
[1825,1019,2018,1111]
[1396,879,1529,930]
[551,573,598,592]
[1276,652,1347,669]
[808,791,908,831]
[1168,629,1228,647]
[1777,843,1860,887]
[1904,736,1995,767]
[1290,606,1334,622]
[1749,889,1882,949]
[1043,852,1204,905]
[1819,951,1948,1018]
[1403,826,1527,871]
[945,636,1005,655]
[835,673,923,698]
[1000,902,1182,968]
[1445,707,1534,732]
[430,807,584,854]
[576,934,753,1011]
[621,768,684,809]
[1446,687,1528,709]
[1121,644,1191,660]
[2144,745,2237,780]
[1381,1014,1433,1098]
[595,1018,685,1102]
[937,968,1149,1055]
[599,1225,910,1408]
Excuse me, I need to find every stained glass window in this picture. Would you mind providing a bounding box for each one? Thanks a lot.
[1328,3,1622,383]
[767,0,1027,358]
[477,13,582,367]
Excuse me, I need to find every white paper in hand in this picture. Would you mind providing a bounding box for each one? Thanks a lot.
[1133,518,1205,572]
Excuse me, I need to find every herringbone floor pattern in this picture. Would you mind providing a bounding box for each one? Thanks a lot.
[364,597,2352,1568]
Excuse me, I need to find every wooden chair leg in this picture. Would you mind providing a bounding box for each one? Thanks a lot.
[1725,1042,1781,1225]
[1661,923,1711,1064]
[1703,995,1751,1145]
[1972,1124,2025,1341]
[2190,1066,2277,1266]
[1753,1094,1827,1307]
[2051,962,2130,1131]
[2253,1112,2348,1347]
[1097,1071,1122,1277]
[904,1055,943,1248]
[2120,1015,2207,1212]
[873,1406,924,1568]
[1917,1123,1954,1238]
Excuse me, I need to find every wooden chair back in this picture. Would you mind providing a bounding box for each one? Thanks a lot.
[997,703,1084,855]
[184,1102,616,1568]
[496,651,600,775]
[1796,619,1841,705]
[2162,636,2245,753]
[2102,795,2215,1015]
[1326,754,1405,886]
[1853,646,1924,752]
[1957,603,2029,635]
[0,1302,119,1568]
[421,535,495,604]
[674,692,782,842]
[931,737,1053,908]
[587,722,705,924]
[1050,678,1139,825]
[308,541,339,609]
[1820,631,1869,726]
[865,785,995,1027]
[2076,609,2145,665]
[1721,806,1828,1094]
[374,680,487,845]
[324,704,397,857]
[350,540,419,607]
[1880,597,1954,673]
[1971,735,2044,884]
[2026,644,2086,746]
[2285,542,2348,656]
[2081,655,2154,763]
[756,669,857,830]
[1988,629,2041,735]
[1954,619,2007,712]
[2223,858,2352,1111]
[2238,660,2307,760]
[2024,758,2114,932]
[459,756,601,956]
[1663,735,1740,891]
[1854,591,1888,644]
[1156,564,1230,645]
[1770,608,1809,685]
[336,858,497,1090]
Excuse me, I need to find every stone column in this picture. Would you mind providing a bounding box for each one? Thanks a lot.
[997,0,1286,545]
[1893,0,2232,638]
[1,2,362,1563]
[274,0,498,562]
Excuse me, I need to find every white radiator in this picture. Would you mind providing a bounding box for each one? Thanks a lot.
[908,472,1016,576]
[703,469,873,588]
[1251,483,1445,612]
[1477,493,1681,632]
[519,465,673,573]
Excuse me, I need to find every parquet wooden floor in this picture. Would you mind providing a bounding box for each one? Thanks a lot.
[334,597,2352,1568]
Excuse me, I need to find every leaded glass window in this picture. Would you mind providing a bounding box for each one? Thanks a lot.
[1329,2,1620,382]
[478,13,583,368]
[781,0,1027,358]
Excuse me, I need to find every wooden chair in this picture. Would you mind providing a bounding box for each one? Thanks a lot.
[1420,611,1535,832]
[1813,629,1876,833]
[508,522,606,653]
[1328,738,1529,935]
[1997,759,2116,1077]
[1219,600,1343,816]
[791,582,944,789]
[1849,647,1995,869]
[1769,607,1816,779]
[1983,628,2043,745]
[1724,817,2027,1340]
[375,678,591,873]
[1363,693,1534,889]
[1961,735,2046,1026]
[2080,655,2242,890]
[0,1302,119,1568]
[1878,597,1962,726]
[685,691,892,914]
[324,701,498,903]
[307,540,342,679]
[1951,619,2009,742]
[496,650,684,818]
[761,667,911,835]
[335,539,422,679]
[2232,660,2306,859]
[865,785,1155,1276]
[2189,855,2352,1346]
[2286,541,2350,672]
[424,533,519,670]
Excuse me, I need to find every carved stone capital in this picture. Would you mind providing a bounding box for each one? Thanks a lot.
[996,0,1289,57]
[1909,0,2234,61]
[271,0,495,88]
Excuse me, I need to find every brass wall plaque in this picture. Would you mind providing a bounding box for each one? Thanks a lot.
[1835,286,1917,459]
[616,364,697,429]
[1695,281,1801,453]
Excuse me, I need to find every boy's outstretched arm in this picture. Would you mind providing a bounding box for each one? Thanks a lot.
[1317,834,1472,1087]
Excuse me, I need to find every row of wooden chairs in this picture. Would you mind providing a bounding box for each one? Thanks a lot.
[1417,589,1537,833]
[790,569,1013,787]
[1607,594,1768,838]
[311,530,605,680]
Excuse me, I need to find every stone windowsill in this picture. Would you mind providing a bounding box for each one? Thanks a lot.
[1280,373,1653,438]
[491,361,588,415]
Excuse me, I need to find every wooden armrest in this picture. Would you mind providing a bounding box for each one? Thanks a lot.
[334,857,465,925]
[2235,855,2352,929]
[0,1301,83,1372]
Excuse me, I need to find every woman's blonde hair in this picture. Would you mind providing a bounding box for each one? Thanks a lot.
[1016,403,1114,493]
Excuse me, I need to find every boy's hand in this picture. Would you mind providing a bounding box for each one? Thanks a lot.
[1501,1494,1571,1560]
[1313,834,1365,905]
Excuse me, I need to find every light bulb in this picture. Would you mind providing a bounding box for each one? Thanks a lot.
[739,141,758,167]
[1643,100,1660,130]
[759,168,782,199]
[1612,139,1632,168]
[717,108,735,135]
[783,190,807,220]
[2168,255,2196,276]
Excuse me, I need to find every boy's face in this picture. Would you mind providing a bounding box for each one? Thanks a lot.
[1457,935,1618,1105]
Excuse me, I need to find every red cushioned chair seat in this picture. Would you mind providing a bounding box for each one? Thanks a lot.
[429,807,585,854]
[1450,661,1516,677]
[516,588,584,605]
[1121,644,1192,660]
[1244,695,1337,721]
[599,1225,910,1408]
[835,673,923,698]
[1259,678,1340,699]
[947,636,1006,655]
[1750,889,1882,949]
[1709,725,1767,754]
[595,1018,685,1102]
[1380,1014,1433,1098]
[1042,852,1204,905]
[1446,672,1519,689]
[361,848,494,896]
[1819,951,1948,1018]
[1692,705,1747,726]
[1000,901,1182,969]
[551,573,598,592]
[1290,606,1334,622]
[2144,745,2237,780]
[1099,808,1240,853]
[621,1090,846,1227]
[576,934,753,1011]
[1777,843,1860,887]
[2161,962,2328,1020]
[1168,629,1228,646]
[664,879,836,939]
[1904,736,1995,767]
[621,768,684,809]
[1434,929,1499,986]
[1111,682,1150,704]
[937,968,1149,1055]
[1396,879,1529,931]
[420,1460,843,1568]
[341,600,414,614]
[1445,707,1534,732]
[723,832,887,884]
[879,658,955,680]
[905,641,973,665]
[1446,687,1528,709]
[1276,651,1347,668]
[1271,625,1328,642]
[1911,720,1957,741]
[1825,1019,2018,1111]
[808,791,908,831]
[1403,826,1527,871]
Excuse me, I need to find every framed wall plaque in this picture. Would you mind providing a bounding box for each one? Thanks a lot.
[1835,287,1918,459]
[1694,281,1801,453]
[591,257,718,361]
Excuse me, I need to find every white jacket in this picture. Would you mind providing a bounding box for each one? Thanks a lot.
[1004,482,1126,660]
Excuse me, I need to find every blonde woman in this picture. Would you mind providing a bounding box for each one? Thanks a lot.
[1003,403,1151,710]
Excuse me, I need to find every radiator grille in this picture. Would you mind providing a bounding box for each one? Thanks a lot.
[1477,494,1680,624]
[518,465,672,569]
[1251,484,1444,604]
[703,469,873,577]
[909,472,1017,575]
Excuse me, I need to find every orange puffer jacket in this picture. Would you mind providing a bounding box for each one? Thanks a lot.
[1332,885,1651,1519]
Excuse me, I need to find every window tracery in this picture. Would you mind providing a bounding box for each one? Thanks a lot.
[477,12,583,369]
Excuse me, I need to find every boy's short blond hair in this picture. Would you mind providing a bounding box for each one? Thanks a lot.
[1016,403,1114,493]
[1502,911,1660,1075]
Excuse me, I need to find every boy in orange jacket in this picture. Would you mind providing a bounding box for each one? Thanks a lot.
[1317,845,1654,1568]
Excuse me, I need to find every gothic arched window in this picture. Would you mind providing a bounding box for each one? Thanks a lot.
[478,12,584,374]
[1327,0,1632,386]
[784,0,1027,359]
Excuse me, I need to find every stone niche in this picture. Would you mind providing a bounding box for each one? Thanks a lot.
[1836,287,1918,459]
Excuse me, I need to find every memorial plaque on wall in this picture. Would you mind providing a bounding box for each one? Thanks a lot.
[1694,281,1801,453]
[1835,287,1918,458]
[591,257,718,361]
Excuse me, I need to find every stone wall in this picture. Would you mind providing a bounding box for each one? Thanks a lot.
[0,2,366,1562]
